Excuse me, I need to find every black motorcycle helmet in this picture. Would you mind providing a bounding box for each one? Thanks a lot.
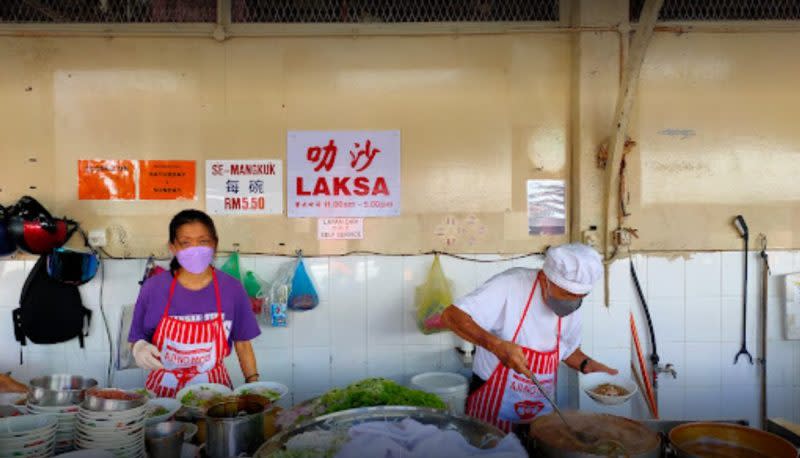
[7,196,77,255]
[0,205,16,256]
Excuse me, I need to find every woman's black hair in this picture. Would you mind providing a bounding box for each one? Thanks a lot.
[168,209,219,275]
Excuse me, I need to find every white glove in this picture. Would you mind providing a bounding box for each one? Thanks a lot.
[132,340,164,371]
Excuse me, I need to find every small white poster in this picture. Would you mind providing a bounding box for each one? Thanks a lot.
[318,218,364,240]
[527,179,566,235]
[287,130,401,218]
[206,160,283,215]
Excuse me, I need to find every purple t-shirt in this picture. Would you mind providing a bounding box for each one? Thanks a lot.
[128,270,261,348]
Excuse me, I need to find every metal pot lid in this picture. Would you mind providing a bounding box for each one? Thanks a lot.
[530,411,660,455]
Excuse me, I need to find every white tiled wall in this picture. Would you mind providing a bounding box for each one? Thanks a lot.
[623,251,800,426]
[0,251,798,423]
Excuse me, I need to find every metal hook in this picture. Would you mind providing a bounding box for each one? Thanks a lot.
[758,234,770,275]
[734,346,754,365]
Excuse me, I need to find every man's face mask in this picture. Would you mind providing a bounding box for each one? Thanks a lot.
[543,278,583,317]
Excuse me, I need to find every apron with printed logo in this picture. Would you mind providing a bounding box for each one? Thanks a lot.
[145,269,232,398]
[465,277,561,433]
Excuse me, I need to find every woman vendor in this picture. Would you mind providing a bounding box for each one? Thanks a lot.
[128,209,261,398]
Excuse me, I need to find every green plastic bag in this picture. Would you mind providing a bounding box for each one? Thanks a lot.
[415,254,453,334]
[243,271,268,318]
[220,251,242,282]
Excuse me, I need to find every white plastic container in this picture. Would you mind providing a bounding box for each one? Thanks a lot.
[410,372,468,415]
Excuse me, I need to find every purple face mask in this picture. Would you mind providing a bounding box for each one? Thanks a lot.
[175,246,214,274]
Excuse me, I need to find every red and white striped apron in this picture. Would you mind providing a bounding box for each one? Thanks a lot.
[465,277,561,433]
[145,270,232,398]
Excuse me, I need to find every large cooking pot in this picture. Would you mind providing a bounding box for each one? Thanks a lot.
[205,394,271,458]
[529,411,661,458]
[669,422,798,458]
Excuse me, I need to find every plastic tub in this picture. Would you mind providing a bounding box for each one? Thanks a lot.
[409,372,468,415]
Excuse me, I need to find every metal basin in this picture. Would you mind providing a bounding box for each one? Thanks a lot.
[82,389,146,412]
[669,422,798,458]
[255,405,508,457]
[28,374,97,407]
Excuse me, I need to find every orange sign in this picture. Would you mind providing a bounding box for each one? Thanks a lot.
[139,160,196,200]
[78,160,137,200]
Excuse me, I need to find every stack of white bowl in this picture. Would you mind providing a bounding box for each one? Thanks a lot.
[26,403,79,454]
[26,375,98,455]
[0,414,58,458]
[75,390,147,458]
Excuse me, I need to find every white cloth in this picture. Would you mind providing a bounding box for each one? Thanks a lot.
[542,243,602,295]
[333,419,526,458]
[453,268,583,381]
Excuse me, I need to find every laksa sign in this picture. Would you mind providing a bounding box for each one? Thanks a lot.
[287,130,401,218]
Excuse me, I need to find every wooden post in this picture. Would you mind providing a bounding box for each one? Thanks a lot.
[602,0,664,305]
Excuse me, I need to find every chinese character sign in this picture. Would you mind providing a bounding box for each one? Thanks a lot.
[287,131,401,217]
[206,160,283,215]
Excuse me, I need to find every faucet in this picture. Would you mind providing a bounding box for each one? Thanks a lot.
[656,363,677,379]
[455,345,476,367]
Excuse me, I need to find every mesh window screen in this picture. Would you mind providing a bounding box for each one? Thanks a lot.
[0,0,216,23]
[631,0,800,21]
[231,0,559,23]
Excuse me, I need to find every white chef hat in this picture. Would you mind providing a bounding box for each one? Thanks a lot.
[542,243,602,295]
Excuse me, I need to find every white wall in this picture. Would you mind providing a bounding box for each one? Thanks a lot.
[0,252,797,424]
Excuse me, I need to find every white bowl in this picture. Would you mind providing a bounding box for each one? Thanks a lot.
[233,381,288,402]
[0,406,26,419]
[0,433,56,452]
[581,373,638,406]
[27,402,80,414]
[75,432,143,448]
[0,392,26,406]
[0,414,58,437]
[145,397,181,426]
[49,450,115,458]
[78,403,148,420]
[175,383,232,415]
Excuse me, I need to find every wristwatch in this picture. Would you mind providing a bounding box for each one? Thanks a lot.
[579,358,591,374]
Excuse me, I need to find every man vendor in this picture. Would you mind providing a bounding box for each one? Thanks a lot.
[442,243,618,434]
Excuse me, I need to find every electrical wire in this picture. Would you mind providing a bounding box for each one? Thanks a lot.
[100,248,545,263]
[97,256,113,388]
[629,253,659,374]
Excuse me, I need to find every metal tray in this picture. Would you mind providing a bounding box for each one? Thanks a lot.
[254,405,506,457]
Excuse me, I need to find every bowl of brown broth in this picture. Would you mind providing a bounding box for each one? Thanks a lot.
[582,373,638,406]
[669,422,797,458]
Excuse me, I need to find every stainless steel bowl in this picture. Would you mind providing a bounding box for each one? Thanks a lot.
[28,374,98,407]
[81,389,146,412]
[255,405,506,457]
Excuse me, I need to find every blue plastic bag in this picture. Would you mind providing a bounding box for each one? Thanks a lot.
[288,257,319,311]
